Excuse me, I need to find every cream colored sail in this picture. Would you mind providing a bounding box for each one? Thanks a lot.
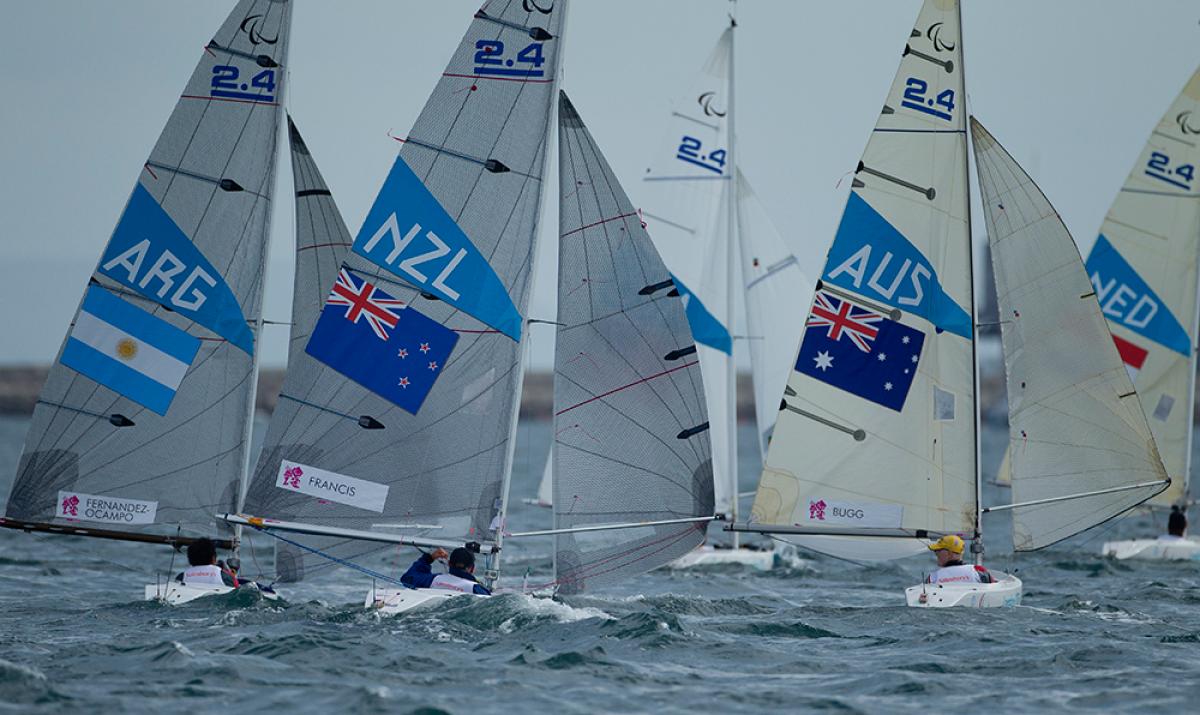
[745,0,976,554]
[1083,66,1200,507]
[736,171,809,457]
[971,117,1169,551]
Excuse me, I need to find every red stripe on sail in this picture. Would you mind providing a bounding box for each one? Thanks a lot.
[1112,334,1148,370]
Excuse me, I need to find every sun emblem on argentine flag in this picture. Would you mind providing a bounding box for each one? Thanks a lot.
[806,291,884,352]
[326,268,406,340]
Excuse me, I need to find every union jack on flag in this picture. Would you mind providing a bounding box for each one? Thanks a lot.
[326,268,406,340]
[805,291,883,352]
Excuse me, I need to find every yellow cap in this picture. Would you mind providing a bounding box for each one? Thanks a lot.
[927,534,964,554]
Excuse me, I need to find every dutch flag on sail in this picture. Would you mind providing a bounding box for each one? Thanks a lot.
[61,286,201,416]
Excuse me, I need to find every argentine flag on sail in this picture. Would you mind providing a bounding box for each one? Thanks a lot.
[61,286,201,416]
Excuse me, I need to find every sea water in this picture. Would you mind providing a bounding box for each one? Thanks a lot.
[1,414,1198,713]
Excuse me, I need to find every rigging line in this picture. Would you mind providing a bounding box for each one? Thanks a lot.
[556,360,699,416]
[557,441,694,496]
[745,255,799,291]
[527,522,702,591]
[560,211,639,238]
[249,524,409,589]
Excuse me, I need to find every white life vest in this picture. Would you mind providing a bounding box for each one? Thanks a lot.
[430,573,479,594]
[1158,534,1185,541]
[182,564,226,587]
[929,564,983,584]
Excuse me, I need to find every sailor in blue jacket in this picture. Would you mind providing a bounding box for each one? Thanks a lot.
[400,546,492,596]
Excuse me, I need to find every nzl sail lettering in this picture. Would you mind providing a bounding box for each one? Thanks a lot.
[360,214,466,300]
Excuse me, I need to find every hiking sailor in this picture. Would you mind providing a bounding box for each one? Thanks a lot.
[1160,506,1188,541]
[400,546,491,596]
[924,535,994,584]
[175,538,240,588]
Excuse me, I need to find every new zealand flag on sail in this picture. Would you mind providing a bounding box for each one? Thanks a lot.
[306,269,459,415]
[795,291,925,412]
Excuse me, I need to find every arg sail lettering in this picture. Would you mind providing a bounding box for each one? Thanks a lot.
[97,184,254,354]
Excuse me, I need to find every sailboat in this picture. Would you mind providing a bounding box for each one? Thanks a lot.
[1085,67,1200,561]
[639,18,809,570]
[229,0,568,615]
[727,0,1169,608]
[0,0,291,605]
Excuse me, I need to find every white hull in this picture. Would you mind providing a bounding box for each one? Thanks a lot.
[143,581,280,605]
[1102,538,1200,561]
[366,587,487,615]
[905,572,1022,608]
[666,544,777,570]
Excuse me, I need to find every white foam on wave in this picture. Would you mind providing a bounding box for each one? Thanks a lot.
[496,594,613,634]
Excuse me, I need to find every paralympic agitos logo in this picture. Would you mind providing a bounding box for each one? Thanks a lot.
[698,91,726,118]
[926,22,956,52]
[1177,111,1200,136]
[239,14,279,46]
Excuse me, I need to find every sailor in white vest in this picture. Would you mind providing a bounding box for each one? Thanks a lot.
[174,538,239,588]
[924,535,994,584]
[400,546,491,596]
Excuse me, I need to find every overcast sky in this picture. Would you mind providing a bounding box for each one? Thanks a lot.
[1,1,1197,368]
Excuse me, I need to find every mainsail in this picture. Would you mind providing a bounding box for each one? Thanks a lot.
[553,93,715,594]
[1082,66,1200,508]
[742,0,975,558]
[240,1,566,583]
[3,0,291,545]
[971,118,1169,550]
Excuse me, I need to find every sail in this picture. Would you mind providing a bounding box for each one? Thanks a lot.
[640,29,737,517]
[736,171,810,456]
[970,117,1169,551]
[1082,66,1200,507]
[747,0,976,553]
[3,1,290,541]
[241,2,566,581]
[534,448,553,507]
[553,93,714,594]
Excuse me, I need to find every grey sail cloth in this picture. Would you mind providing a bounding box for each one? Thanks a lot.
[553,93,715,595]
[4,0,291,540]
[241,1,565,582]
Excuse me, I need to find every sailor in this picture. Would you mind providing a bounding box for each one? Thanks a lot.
[924,535,994,584]
[1159,506,1188,541]
[400,546,492,596]
[175,538,239,588]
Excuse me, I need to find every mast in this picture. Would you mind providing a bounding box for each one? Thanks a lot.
[958,0,984,566]
[725,5,740,548]
[1184,257,1200,505]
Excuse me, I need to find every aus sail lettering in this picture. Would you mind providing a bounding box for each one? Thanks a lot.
[823,192,971,339]
[353,156,522,341]
[1085,234,1190,356]
[98,184,254,354]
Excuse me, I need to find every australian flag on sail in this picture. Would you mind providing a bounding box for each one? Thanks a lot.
[305,268,459,415]
[795,291,925,412]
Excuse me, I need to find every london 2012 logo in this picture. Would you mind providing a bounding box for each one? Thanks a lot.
[239,14,279,46]
[61,494,79,517]
[809,499,827,521]
[283,466,303,489]
[1177,111,1200,136]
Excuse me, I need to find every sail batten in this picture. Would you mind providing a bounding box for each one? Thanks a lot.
[970,117,1169,551]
